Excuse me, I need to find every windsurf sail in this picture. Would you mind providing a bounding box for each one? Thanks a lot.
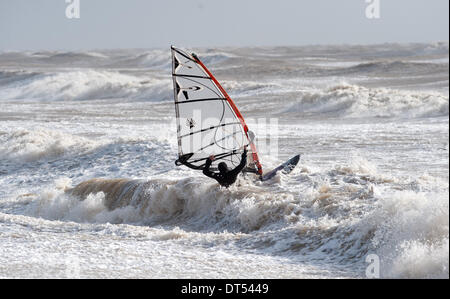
[171,46,263,175]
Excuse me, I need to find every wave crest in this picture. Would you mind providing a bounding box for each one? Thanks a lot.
[0,128,100,163]
[282,84,449,118]
[0,70,170,101]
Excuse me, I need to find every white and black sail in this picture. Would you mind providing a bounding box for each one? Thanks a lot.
[171,46,263,175]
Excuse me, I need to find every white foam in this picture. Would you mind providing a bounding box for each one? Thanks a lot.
[367,190,449,278]
[388,238,449,279]
[0,128,101,163]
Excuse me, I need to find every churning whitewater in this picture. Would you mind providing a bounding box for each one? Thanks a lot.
[0,43,448,278]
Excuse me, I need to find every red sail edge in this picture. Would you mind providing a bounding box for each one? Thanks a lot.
[193,54,263,176]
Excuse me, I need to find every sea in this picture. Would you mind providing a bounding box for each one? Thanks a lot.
[0,43,448,278]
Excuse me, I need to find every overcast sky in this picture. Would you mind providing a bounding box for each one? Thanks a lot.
[0,0,448,51]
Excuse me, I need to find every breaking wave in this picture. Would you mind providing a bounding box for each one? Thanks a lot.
[282,84,449,118]
[0,128,101,163]
[0,70,41,86]
[0,70,170,101]
[21,156,449,278]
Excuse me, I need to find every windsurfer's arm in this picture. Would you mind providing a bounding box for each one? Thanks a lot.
[230,147,248,176]
[203,156,217,179]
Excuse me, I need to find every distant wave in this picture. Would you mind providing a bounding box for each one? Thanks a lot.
[337,60,448,75]
[282,84,449,118]
[0,69,171,101]
[0,49,234,69]
[224,80,283,97]
[0,70,41,86]
[105,50,171,69]
[420,41,449,56]
[38,51,109,63]
[112,50,234,69]
[196,51,235,65]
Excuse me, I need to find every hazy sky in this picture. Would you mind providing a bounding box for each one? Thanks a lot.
[0,0,448,51]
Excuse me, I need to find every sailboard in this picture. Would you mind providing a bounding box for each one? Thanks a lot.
[171,46,263,175]
[260,154,301,181]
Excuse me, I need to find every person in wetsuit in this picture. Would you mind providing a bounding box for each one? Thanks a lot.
[203,147,248,188]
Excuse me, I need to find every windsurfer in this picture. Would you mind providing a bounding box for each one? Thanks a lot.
[203,146,248,187]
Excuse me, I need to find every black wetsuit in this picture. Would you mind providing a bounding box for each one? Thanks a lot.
[203,151,247,188]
